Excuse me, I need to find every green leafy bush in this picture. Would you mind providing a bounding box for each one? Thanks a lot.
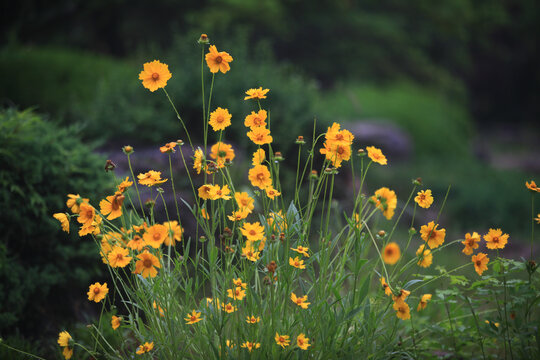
[0,108,110,337]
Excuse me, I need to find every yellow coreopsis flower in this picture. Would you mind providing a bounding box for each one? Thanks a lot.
[87,282,109,303]
[99,192,125,220]
[107,246,132,268]
[205,45,233,74]
[117,177,133,193]
[208,184,232,200]
[296,333,311,350]
[66,194,89,214]
[275,333,290,348]
[392,289,411,303]
[366,146,387,165]
[134,251,161,278]
[127,235,145,251]
[241,222,265,241]
[247,126,273,145]
[291,245,310,257]
[185,310,202,324]
[526,180,539,193]
[244,110,268,129]
[193,148,205,174]
[462,232,481,255]
[244,87,269,100]
[416,244,433,268]
[382,242,401,265]
[415,189,434,209]
[472,252,489,276]
[289,256,306,269]
[265,187,281,199]
[137,170,167,186]
[111,315,122,330]
[380,277,392,296]
[136,342,154,355]
[241,244,260,262]
[240,341,261,352]
[251,148,266,166]
[371,187,397,220]
[159,142,177,154]
[227,287,246,301]
[139,60,172,92]
[484,228,509,250]
[209,107,232,131]
[163,220,183,246]
[393,300,411,320]
[53,213,70,233]
[420,221,446,249]
[57,331,72,347]
[222,302,237,313]
[249,165,272,189]
[235,192,255,213]
[143,224,168,248]
[210,142,235,168]
[417,294,432,311]
[246,315,260,324]
[233,278,247,289]
[290,292,310,309]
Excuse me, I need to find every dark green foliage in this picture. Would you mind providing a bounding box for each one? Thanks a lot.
[0,108,110,336]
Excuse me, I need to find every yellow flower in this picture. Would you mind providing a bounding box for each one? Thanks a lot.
[134,250,161,278]
[185,310,202,324]
[484,228,509,250]
[77,203,95,226]
[153,301,166,317]
[193,148,205,174]
[420,221,446,249]
[290,292,310,309]
[244,87,269,100]
[159,142,177,154]
[66,194,88,214]
[57,331,72,347]
[136,342,154,355]
[210,142,235,168]
[267,210,287,232]
[462,232,481,255]
[209,107,232,131]
[201,208,210,219]
[249,165,272,189]
[324,122,354,147]
[228,209,250,221]
[366,146,387,165]
[296,333,311,350]
[163,220,183,246]
[240,341,261,352]
[393,300,410,320]
[127,235,145,251]
[222,302,237,313]
[526,180,539,193]
[241,244,261,262]
[535,213,540,224]
[233,278,247,289]
[275,333,290,348]
[111,315,122,330]
[247,126,273,145]
[138,60,172,92]
[198,184,213,200]
[417,294,432,311]
[107,246,132,268]
[319,142,351,168]
[251,148,266,166]
[87,282,109,303]
[392,289,411,303]
[235,192,255,213]
[416,244,433,268]
[415,189,434,209]
[380,277,392,296]
[143,224,168,248]
[244,110,267,129]
[62,347,73,359]
[246,315,260,324]
[117,177,133,193]
[382,242,401,265]
[265,187,281,199]
[53,213,70,233]
[205,45,233,74]
[79,214,102,237]
[241,222,265,241]
[291,245,309,257]
[137,170,167,186]
[371,187,397,220]
[208,184,232,200]
[289,256,306,269]
[227,287,246,301]
[99,192,125,220]
[472,252,489,275]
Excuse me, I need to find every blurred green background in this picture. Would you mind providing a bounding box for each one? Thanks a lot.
[1,0,538,357]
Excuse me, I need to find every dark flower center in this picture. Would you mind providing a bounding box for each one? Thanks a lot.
[152,73,159,80]
[215,56,223,63]
[143,258,153,268]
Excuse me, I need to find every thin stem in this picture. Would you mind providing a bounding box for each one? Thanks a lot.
[127,153,145,217]
[163,88,194,151]
[169,154,182,223]
[464,295,487,360]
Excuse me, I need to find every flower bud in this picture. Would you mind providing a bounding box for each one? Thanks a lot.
[274,152,284,161]
[378,230,386,237]
[357,149,366,157]
[413,177,422,186]
[199,236,207,243]
[295,136,306,145]
[123,145,134,154]
[145,199,155,209]
[177,139,184,146]
[198,34,210,44]
[309,170,318,180]
[104,159,116,172]
[266,261,277,274]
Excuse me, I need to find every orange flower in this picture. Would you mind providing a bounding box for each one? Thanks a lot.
[143,224,168,248]
[472,252,489,275]
[210,142,235,168]
[526,180,539,192]
[267,210,287,232]
[248,165,272,189]
[233,278,248,289]
[227,287,246,301]
[222,302,237,313]
[241,222,265,241]
[198,184,213,200]
[87,282,108,303]
[163,220,183,246]
[53,213,70,233]
[251,148,266,166]
[484,228,509,250]
[296,334,311,350]
[383,242,401,265]
[134,250,161,278]
[66,194,88,214]
[265,187,281,199]
[289,256,306,269]
[244,87,269,100]
[117,177,133,193]
[241,244,260,262]
[415,189,434,209]
[209,107,232,131]
[205,45,233,74]
[228,209,250,221]
[392,289,411,303]
[208,184,232,200]
[184,310,202,324]
[139,60,172,92]
[417,294,432,311]
[235,192,255,213]
[291,245,309,257]
[380,277,392,296]
[111,315,122,330]
[99,192,125,220]
[244,110,267,129]
[62,347,73,359]
[193,148,205,174]
[77,203,95,226]
[275,333,290,348]
[159,142,177,153]
[240,341,260,352]
[290,292,310,309]
[371,187,397,220]
[420,221,446,249]
[247,126,273,145]
[319,142,351,168]
[535,214,540,224]
[107,246,132,268]
[153,301,166,317]
[462,232,481,255]
[127,235,145,251]
[136,342,154,355]
[137,170,167,186]
[246,315,260,324]
[416,244,433,268]
[366,146,387,165]
[393,300,410,320]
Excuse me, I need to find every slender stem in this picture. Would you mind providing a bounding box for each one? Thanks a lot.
[127,153,145,217]
[163,88,194,151]
[464,295,487,360]
[169,154,181,223]
[0,342,47,360]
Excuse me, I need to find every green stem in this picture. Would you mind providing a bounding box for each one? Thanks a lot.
[464,295,487,360]
[169,154,182,223]
[127,153,145,217]
[163,88,194,152]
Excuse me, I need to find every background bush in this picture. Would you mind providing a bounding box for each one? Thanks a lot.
[0,108,109,339]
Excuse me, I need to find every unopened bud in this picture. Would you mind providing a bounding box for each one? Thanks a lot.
[104,160,116,172]
[177,139,184,146]
[357,149,366,156]
[199,236,207,243]
[413,177,422,186]
[378,230,386,237]
[266,261,277,273]
[144,199,155,209]
[198,34,210,44]
[274,152,284,161]
[279,233,285,242]
[295,136,306,145]
[309,170,318,180]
